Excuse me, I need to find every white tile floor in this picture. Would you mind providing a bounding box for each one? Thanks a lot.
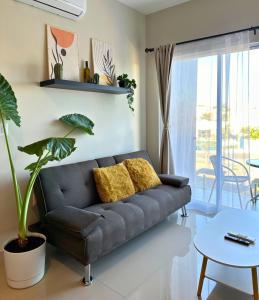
[0,210,254,300]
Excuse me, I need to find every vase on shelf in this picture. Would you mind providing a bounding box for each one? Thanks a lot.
[84,61,91,83]
[118,81,126,88]
[54,63,63,80]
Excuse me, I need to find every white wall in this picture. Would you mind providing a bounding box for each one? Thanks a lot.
[0,0,146,233]
[146,0,259,168]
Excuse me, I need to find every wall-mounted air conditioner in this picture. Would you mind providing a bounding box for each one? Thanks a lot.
[16,0,87,20]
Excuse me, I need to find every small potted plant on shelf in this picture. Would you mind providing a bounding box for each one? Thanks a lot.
[117,74,137,112]
[0,73,95,289]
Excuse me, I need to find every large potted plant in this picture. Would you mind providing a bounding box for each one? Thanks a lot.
[0,73,95,289]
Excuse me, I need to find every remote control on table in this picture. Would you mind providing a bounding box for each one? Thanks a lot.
[227,232,256,244]
[224,235,250,246]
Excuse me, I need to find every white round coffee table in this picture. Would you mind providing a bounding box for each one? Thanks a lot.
[194,208,259,300]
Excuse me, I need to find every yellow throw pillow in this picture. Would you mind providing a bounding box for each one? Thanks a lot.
[93,163,135,203]
[123,158,162,192]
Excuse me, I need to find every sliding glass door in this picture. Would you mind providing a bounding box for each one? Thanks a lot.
[171,54,218,211]
[170,32,255,212]
[248,48,259,189]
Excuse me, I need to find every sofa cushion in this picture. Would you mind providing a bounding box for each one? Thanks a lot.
[124,194,162,228]
[93,163,135,203]
[124,158,161,192]
[85,196,160,262]
[96,156,116,168]
[114,150,152,164]
[83,184,190,262]
[155,184,191,209]
[140,188,178,220]
[35,160,100,213]
[86,201,145,240]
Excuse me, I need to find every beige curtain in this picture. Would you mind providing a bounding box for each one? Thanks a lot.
[155,44,175,174]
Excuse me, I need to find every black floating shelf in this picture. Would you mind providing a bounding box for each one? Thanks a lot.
[40,79,129,95]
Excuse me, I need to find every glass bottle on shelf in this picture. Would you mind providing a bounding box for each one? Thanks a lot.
[84,61,91,83]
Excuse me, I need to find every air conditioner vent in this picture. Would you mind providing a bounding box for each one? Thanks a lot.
[16,0,87,20]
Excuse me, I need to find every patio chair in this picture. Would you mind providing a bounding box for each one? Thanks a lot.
[251,178,259,203]
[209,155,253,209]
[196,168,215,197]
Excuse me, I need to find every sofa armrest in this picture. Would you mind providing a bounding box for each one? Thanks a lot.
[158,174,189,188]
[45,206,104,239]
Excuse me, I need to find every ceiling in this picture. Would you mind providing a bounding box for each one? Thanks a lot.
[117,0,191,15]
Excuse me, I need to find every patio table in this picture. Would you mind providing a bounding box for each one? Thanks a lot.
[246,159,259,206]
[247,159,259,169]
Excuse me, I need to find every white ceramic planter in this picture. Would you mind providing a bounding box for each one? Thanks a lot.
[3,232,46,289]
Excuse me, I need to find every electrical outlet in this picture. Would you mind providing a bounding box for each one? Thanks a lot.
[0,122,8,137]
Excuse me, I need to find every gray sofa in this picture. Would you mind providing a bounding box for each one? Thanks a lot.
[34,150,191,285]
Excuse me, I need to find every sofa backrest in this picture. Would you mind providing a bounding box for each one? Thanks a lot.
[34,150,152,219]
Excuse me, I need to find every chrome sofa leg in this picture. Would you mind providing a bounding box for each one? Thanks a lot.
[181,206,188,217]
[82,264,93,286]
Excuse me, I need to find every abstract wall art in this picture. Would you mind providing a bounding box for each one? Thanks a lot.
[92,39,116,86]
[47,25,79,81]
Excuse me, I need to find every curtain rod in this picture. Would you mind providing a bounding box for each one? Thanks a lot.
[145,25,259,53]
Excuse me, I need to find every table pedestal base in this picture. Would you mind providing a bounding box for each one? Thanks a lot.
[197,256,259,300]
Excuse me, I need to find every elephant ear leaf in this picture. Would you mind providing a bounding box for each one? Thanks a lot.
[59,113,94,135]
[0,73,21,126]
[25,155,55,172]
[18,137,76,161]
